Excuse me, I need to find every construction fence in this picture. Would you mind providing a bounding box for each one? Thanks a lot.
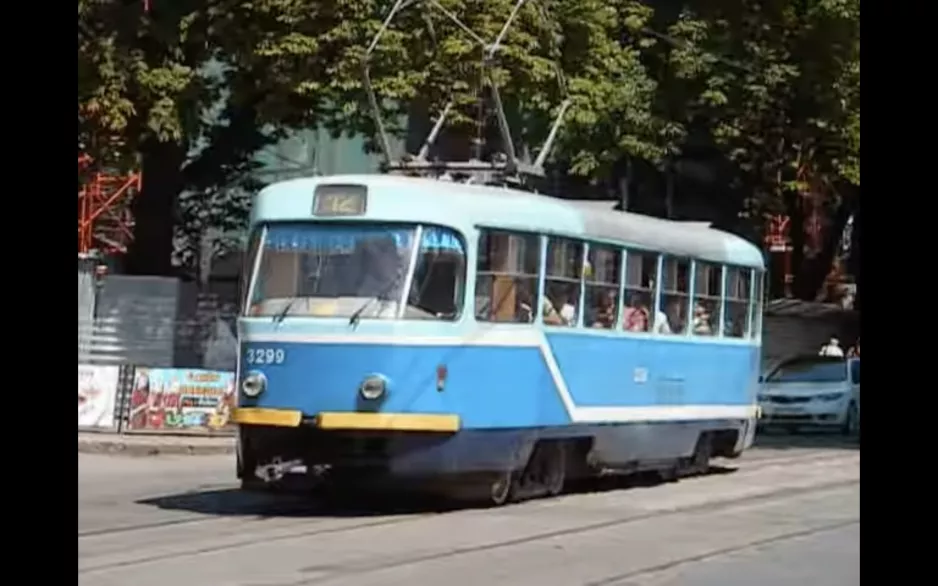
[78,363,236,434]
[78,261,239,435]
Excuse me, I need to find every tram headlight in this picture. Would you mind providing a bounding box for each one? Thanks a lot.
[359,375,387,401]
[241,372,267,398]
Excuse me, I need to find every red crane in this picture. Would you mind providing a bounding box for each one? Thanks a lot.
[78,154,142,255]
[77,1,151,255]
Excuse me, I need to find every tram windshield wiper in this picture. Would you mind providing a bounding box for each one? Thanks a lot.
[348,271,405,327]
[272,298,297,324]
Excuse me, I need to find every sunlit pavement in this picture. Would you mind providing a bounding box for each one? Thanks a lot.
[79,438,858,586]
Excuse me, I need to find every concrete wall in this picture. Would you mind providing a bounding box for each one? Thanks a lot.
[761,300,859,371]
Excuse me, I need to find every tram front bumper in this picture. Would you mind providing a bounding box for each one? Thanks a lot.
[231,407,460,433]
[233,408,475,476]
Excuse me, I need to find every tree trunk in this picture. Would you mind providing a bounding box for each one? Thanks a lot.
[790,192,856,301]
[783,188,805,297]
[124,140,186,276]
[846,201,860,311]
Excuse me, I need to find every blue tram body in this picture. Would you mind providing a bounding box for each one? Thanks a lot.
[232,175,764,498]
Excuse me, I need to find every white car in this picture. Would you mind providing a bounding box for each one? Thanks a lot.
[758,355,860,435]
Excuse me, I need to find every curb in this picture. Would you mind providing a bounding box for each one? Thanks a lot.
[78,436,236,457]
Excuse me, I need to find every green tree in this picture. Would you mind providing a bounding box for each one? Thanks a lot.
[635,0,859,299]
[79,0,668,275]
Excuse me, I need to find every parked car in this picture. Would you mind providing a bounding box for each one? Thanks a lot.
[758,355,860,435]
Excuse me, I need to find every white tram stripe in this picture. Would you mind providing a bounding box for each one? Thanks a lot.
[241,331,757,423]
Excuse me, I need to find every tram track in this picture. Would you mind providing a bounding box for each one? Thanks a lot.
[79,515,241,539]
[79,451,858,578]
[714,448,856,471]
[582,519,859,586]
[79,511,440,574]
[259,477,859,586]
[78,449,851,541]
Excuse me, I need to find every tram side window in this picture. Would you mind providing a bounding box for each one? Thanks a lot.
[475,230,541,323]
[724,267,752,337]
[623,252,658,333]
[661,257,690,335]
[544,237,583,327]
[692,261,721,336]
[585,244,622,329]
[405,227,466,320]
[751,270,765,339]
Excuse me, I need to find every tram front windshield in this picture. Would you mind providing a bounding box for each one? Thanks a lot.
[246,222,466,321]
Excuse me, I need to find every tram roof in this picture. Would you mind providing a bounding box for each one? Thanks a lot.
[254,174,765,269]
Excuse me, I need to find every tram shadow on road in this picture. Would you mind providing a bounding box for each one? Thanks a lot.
[135,465,745,518]
[563,465,739,497]
[134,478,469,519]
[753,427,860,452]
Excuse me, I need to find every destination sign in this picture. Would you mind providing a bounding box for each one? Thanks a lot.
[312,184,368,216]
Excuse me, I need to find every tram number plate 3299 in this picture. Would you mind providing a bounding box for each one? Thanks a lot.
[245,347,285,365]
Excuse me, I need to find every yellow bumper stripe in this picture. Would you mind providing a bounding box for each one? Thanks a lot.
[231,407,302,428]
[315,412,460,433]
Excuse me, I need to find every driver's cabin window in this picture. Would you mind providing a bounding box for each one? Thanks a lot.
[405,226,467,320]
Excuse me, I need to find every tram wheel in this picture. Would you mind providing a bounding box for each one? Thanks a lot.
[237,445,268,492]
[542,443,567,497]
[685,433,713,476]
[489,470,517,506]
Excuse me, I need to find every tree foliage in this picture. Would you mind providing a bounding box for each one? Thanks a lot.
[79,0,665,274]
[79,0,859,297]
[632,0,859,299]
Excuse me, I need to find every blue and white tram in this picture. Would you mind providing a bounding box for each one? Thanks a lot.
[231,174,765,504]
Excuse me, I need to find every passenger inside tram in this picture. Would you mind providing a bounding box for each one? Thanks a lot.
[692,301,714,335]
[622,293,650,332]
[590,289,618,329]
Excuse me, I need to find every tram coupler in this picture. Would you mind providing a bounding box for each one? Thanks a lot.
[254,457,304,483]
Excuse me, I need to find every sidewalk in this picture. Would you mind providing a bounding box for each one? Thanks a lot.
[78,430,236,457]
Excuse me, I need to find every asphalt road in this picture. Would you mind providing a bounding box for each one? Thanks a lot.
[78,435,859,586]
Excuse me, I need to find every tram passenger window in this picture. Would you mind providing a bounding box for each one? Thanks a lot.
[623,252,658,333]
[661,257,690,335]
[475,230,541,323]
[405,227,466,320]
[751,271,765,339]
[545,238,583,327]
[724,267,752,338]
[692,261,721,336]
[585,245,621,329]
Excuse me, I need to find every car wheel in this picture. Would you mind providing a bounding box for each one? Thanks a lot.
[842,402,859,436]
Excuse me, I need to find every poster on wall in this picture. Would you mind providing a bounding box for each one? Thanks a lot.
[127,368,236,431]
[78,364,120,428]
